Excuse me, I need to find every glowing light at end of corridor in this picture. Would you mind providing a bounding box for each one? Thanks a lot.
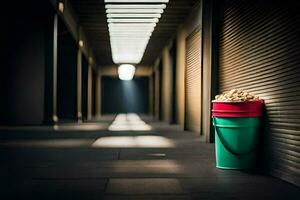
[118,64,136,81]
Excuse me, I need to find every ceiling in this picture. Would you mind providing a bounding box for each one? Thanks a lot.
[70,0,198,67]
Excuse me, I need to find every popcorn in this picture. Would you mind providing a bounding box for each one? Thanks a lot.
[215,89,259,102]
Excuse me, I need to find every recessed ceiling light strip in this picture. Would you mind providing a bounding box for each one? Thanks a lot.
[106,8,164,13]
[105,0,169,3]
[107,13,161,18]
[107,18,159,23]
[105,4,166,9]
[108,22,157,26]
[105,0,168,65]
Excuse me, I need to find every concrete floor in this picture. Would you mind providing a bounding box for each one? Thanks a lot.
[0,115,299,200]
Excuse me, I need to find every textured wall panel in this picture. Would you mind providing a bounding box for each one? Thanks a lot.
[162,47,172,123]
[185,28,202,133]
[176,28,186,128]
[218,0,300,186]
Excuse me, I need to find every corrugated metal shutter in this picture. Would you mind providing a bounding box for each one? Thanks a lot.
[185,27,202,133]
[218,0,300,186]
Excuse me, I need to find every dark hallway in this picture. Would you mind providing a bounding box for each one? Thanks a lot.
[1,0,300,199]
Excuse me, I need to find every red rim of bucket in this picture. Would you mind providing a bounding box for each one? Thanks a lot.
[212,100,264,117]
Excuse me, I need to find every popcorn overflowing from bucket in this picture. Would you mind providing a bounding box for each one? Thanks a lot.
[215,89,259,102]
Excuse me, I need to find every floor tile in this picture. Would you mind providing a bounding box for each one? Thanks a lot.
[103,195,191,200]
[106,178,185,195]
[2,178,107,200]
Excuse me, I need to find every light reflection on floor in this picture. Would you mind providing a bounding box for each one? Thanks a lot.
[108,113,152,131]
[0,114,176,149]
[92,135,175,148]
[0,136,175,148]
[0,139,94,148]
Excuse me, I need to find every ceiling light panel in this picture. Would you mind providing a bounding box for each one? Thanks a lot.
[105,0,169,3]
[107,13,161,18]
[105,4,166,9]
[108,23,157,27]
[105,1,168,64]
[106,8,164,14]
[107,18,159,23]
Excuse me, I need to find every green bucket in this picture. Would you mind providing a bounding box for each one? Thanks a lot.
[213,117,260,169]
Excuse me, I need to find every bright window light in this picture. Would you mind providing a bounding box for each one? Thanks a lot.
[118,64,136,80]
[105,1,168,64]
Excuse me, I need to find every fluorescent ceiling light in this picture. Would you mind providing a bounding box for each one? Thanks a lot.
[105,0,169,2]
[109,22,156,26]
[107,13,161,18]
[109,26,154,29]
[106,9,164,13]
[105,4,166,9]
[110,33,153,37]
[107,18,159,23]
[110,35,152,38]
[110,36,151,39]
[105,0,168,65]
[109,28,155,32]
[109,27,154,30]
[109,29,154,33]
[118,64,136,80]
[111,39,149,43]
[110,34,152,37]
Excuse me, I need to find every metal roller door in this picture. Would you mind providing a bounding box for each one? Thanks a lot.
[218,0,300,186]
[185,28,202,133]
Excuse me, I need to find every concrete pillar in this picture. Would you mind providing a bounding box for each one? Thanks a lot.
[149,74,154,116]
[154,61,160,120]
[52,14,59,124]
[43,12,60,125]
[176,27,186,129]
[162,46,172,123]
[76,48,82,122]
[87,64,93,120]
[95,73,101,119]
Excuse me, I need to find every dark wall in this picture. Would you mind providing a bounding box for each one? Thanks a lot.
[0,1,52,125]
[102,77,149,114]
[57,19,77,121]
